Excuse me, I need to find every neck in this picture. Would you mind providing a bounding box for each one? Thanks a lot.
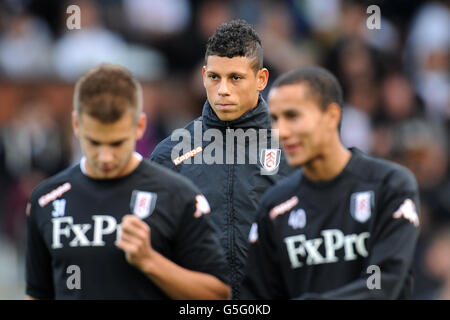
[82,152,142,179]
[117,152,142,177]
[303,139,351,182]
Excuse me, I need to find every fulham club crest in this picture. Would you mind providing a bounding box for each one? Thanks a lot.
[350,191,374,223]
[130,190,157,219]
[260,149,281,175]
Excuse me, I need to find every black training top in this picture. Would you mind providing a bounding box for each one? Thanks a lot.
[150,97,294,299]
[26,157,228,299]
[241,148,420,299]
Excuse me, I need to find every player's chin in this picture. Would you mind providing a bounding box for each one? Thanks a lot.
[97,168,119,179]
[286,154,308,168]
[216,112,238,121]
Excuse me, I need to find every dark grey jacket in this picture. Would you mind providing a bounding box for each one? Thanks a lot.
[150,97,293,298]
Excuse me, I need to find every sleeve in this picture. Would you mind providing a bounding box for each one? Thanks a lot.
[296,167,420,300]
[171,189,230,286]
[25,197,55,299]
[240,197,288,299]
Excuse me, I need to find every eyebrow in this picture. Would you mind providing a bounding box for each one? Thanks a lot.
[84,136,129,146]
[281,108,300,115]
[270,108,301,118]
[206,70,247,77]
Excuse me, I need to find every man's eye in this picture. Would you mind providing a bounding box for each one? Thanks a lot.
[90,141,100,146]
[208,74,218,80]
[232,75,241,81]
[285,111,299,119]
[110,141,124,147]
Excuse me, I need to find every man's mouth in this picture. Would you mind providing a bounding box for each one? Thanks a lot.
[215,103,235,109]
[100,166,114,174]
[283,143,302,153]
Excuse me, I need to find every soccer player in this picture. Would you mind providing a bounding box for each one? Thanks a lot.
[241,66,420,299]
[25,64,230,300]
[150,19,293,299]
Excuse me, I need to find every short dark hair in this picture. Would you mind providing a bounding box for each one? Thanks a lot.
[73,64,142,124]
[205,19,263,73]
[271,66,344,111]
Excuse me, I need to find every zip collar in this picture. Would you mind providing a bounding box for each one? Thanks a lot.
[202,95,271,130]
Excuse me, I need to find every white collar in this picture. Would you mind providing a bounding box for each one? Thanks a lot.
[80,152,143,176]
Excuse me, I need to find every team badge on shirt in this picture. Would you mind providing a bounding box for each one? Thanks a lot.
[260,149,281,173]
[130,190,157,219]
[350,191,374,223]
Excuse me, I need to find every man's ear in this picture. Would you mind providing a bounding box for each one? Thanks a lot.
[256,68,269,91]
[202,65,207,88]
[325,103,342,131]
[136,113,147,140]
[72,111,80,138]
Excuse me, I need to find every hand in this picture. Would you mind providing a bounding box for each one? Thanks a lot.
[116,214,153,272]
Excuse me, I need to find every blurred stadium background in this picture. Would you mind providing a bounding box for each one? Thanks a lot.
[0,0,448,300]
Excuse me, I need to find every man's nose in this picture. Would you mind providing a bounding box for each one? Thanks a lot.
[98,146,114,163]
[218,79,230,96]
[274,118,290,140]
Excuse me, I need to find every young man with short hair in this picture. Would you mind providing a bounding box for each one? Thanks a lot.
[150,19,293,298]
[241,66,420,299]
[25,64,230,300]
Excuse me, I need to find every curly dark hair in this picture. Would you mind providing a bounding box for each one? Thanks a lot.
[205,19,263,73]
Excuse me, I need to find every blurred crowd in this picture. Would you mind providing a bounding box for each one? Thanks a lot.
[0,0,448,299]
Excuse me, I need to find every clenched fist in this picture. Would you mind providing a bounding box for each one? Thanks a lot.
[116,214,154,273]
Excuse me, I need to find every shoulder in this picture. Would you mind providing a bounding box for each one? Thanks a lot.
[150,117,202,161]
[141,159,200,195]
[141,160,206,216]
[350,148,418,192]
[259,169,303,210]
[29,164,79,207]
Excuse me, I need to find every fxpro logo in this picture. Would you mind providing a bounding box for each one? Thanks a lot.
[52,215,121,249]
[284,229,370,268]
[170,121,281,175]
